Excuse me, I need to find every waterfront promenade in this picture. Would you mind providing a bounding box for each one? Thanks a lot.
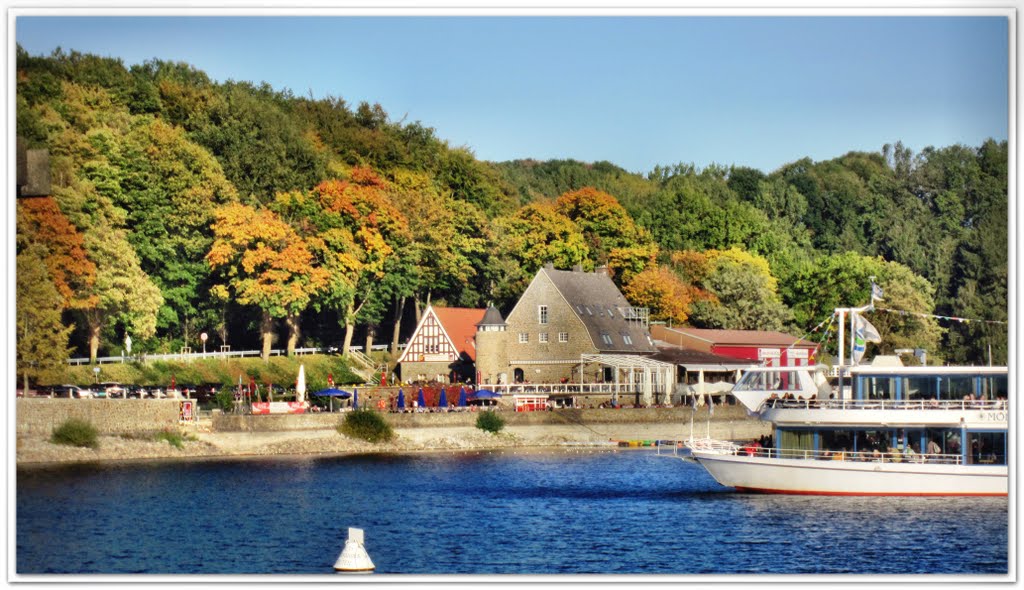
[15,401,767,466]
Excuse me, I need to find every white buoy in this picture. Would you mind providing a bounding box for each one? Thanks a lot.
[334,527,375,573]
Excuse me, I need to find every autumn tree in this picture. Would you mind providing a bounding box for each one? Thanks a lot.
[622,265,705,325]
[299,167,411,355]
[207,203,330,358]
[17,243,75,390]
[491,203,589,304]
[554,186,657,283]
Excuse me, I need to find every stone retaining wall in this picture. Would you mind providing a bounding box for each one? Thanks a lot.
[211,404,756,432]
[17,399,184,435]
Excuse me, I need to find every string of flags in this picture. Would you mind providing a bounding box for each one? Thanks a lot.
[874,307,1008,325]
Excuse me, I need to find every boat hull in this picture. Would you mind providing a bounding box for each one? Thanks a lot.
[691,451,1007,496]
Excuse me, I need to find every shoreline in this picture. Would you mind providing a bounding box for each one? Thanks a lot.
[15,422,708,469]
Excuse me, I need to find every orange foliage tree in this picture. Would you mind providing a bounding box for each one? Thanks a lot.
[16,197,98,311]
[622,265,711,325]
[207,203,330,358]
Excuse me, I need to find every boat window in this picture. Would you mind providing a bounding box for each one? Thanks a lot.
[978,375,1008,401]
[857,375,896,401]
[966,431,1006,465]
[778,429,815,457]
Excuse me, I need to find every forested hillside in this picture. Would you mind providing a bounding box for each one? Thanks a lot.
[15,47,1008,385]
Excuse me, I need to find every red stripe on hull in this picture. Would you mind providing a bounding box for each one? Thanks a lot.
[732,486,1007,497]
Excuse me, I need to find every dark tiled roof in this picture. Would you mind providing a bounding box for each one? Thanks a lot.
[543,267,656,354]
[476,305,506,327]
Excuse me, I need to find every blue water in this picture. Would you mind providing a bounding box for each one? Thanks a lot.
[16,450,1008,575]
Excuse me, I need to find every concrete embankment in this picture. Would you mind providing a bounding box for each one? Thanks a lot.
[16,399,769,466]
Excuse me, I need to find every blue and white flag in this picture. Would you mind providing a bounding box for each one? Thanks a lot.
[872,283,884,302]
[852,313,882,364]
[708,393,715,416]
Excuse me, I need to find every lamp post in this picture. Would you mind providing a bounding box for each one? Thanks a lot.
[201,332,208,356]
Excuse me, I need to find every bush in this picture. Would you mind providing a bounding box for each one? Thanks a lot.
[51,418,99,449]
[338,409,394,443]
[475,410,505,434]
[154,429,195,449]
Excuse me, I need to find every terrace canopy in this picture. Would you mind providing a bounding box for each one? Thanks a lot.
[578,353,675,407]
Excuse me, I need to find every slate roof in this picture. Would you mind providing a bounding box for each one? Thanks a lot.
[432,307,487,361]
[542,267,657,354]
[476,305,506,327]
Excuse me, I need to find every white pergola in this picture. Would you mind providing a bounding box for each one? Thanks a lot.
[579,354,676,406]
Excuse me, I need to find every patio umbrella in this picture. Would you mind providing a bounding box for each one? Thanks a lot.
[473,389,502,399]
[352,388,359,410]
[417,388,426,410]
[296,364,306,404]
[438,387,448,408]
[314,388,351,413]
[458,386,467,407]
[397,388,405,410]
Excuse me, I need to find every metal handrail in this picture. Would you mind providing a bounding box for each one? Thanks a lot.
[734,445,964,464]
[763,398,1009,412]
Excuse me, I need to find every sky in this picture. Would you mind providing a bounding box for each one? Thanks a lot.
[13,12,1010,174]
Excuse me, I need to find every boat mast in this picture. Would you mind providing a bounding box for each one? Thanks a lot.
[835,277,881,393]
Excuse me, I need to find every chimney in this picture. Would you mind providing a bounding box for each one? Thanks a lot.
[595,265,608,276]
[544,262,554,271]
[572,264,583,273]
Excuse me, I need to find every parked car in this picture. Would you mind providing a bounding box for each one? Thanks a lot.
[51,385,93,399]
[99,382,127,398]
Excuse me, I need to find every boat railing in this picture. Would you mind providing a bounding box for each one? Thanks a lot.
[763,398,1008,412]
[734,445,963,465]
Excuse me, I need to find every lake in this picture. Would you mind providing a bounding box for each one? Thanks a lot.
[16,449,1009,576]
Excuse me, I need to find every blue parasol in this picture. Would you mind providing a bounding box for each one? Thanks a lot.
[397,388,405,409]
[352,388,359,410]
[438,387,448,408]
[472,389,502,399]
[458,386,468,407]
[417,388,426,409]
[314,388,352,398]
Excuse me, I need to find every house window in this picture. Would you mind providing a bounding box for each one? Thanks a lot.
[519,332,529,344]
[539,305,548,324]
[622,333,633,345]
[601,332,614,345]
[539,332,549,343]
[558,332,569,343]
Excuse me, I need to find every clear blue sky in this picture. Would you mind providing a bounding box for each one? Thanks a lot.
[14,14,1009,174]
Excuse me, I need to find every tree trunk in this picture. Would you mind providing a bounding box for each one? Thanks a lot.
[341,303,355,357]
[217,303,229,349]
[390,296,406,355]
[285,313,300,356]
[260,310,274,361]
[414,298,423,325]
[365,324,375,355]
[88,320,101,364]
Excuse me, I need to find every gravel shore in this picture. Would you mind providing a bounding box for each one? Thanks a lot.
[14,424,654,467]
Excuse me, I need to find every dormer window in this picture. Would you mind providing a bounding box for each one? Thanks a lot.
[601,332,614,345]
[622,333,633,345]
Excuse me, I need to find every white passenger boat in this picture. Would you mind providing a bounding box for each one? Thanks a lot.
[687,297,1008,496]
[688,363,1008,496]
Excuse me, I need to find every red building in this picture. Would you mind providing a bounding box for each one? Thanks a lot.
[650,325,819,367]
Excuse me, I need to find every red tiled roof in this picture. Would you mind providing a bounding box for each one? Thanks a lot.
[663,327,817,348]
[433,307,487,361]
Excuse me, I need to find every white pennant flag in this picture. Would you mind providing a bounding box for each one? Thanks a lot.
[852,313,882,364]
